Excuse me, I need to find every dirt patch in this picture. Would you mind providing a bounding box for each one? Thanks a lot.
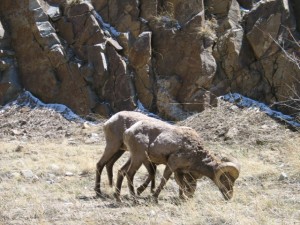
[178,100,297,148]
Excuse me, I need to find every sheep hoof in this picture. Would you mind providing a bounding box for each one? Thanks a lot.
[151,196,159,204]
[94,189,102,197]
[136,187,144,196]
[113,193,122,202]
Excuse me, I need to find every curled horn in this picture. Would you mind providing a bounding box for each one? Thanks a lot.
[215,157,241,181]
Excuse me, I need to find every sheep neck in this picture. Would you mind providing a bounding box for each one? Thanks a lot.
[191,148,218,180]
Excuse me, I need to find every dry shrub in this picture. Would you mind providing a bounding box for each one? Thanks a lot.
[194,18,217,40]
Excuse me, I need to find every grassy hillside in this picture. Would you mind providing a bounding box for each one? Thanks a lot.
[0,102,299,225]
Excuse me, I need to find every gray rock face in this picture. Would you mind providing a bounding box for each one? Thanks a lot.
[0,0,299,120]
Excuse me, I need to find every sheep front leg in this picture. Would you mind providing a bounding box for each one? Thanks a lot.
[137,161,157,195]
[152,166,173,200]
[174,172,187,199]
[114,158,131,202]
[126,159,144,197]
[106,150,125,187]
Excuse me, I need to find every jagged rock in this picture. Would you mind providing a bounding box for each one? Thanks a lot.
[214,27,244,79]
[102,45,136,112]
[55,17,74,43]
[156,76,187,120]
[129,32,154,110]
[246,13,281,59]
[94,0,142,37]
[163,0,204,25]
[0,0,299,120]
[139,0,158,21]
[66,2,93,17]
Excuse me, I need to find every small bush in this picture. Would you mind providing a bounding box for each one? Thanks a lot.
[195,18,217,40]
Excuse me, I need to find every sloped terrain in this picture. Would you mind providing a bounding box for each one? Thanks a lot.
[0,100,299,225]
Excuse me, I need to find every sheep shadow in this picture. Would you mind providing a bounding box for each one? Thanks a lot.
[76,193,183,208]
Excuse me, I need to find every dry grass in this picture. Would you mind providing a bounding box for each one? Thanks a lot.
[0,134,299,225]
[194,18,217,40]
[0,101,299,224]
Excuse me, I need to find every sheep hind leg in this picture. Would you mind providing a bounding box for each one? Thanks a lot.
[95,144,121,196]
[137,161,157,196]
[106,150,125,187]
[114,158,131,202]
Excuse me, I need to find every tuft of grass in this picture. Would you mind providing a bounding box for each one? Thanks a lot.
[66,0,83,6]
[151,2,180,30]
[194,18,218,40]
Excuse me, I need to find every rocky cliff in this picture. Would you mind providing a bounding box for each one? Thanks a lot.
[0,0,299,120]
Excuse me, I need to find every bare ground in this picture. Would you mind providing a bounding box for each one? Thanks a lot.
[0,101,299,225]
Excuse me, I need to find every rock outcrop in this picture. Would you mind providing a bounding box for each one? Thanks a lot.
[0,0,299,120]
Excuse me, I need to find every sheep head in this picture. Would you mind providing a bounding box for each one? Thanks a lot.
[214,157,241,200]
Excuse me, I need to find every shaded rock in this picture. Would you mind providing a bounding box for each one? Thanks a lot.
[96,0,142,37]
[139,0,158,21]
[290,0,300,32]
[21,169,39,181]
[237,0,256,9]
[14,145,24,152]
[66,2,93,17]
[279,172,288,181]
[246,13,281,59]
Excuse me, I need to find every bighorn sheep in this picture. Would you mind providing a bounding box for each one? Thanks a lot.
[114,115,241,201]
[95,111,198,199]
